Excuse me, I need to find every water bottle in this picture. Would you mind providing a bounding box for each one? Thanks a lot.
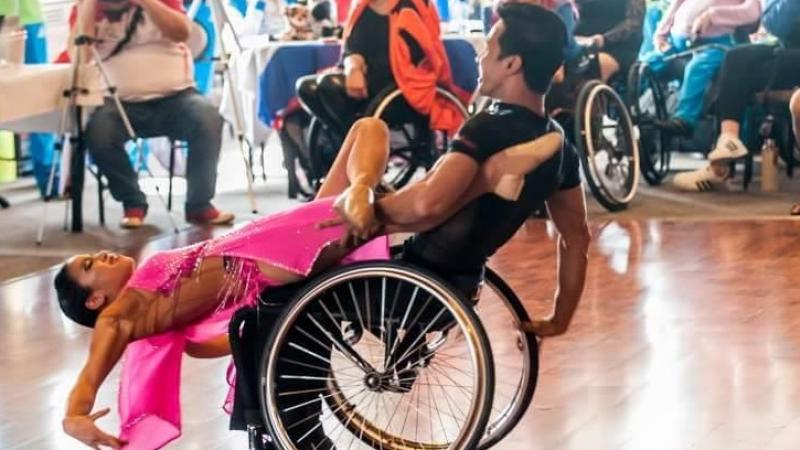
[759,114,779,192]
[760,137,779,192]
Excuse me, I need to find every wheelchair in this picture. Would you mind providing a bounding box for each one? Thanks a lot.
[302,84,470,194]
[229,253,539,450]
[628,25,760,186]
[548,47,640,212]
[627,44,728,185]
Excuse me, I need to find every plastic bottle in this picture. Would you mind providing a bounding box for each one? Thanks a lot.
[760,137,779,192]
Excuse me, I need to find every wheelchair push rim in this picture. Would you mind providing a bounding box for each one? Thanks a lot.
[260,262,495,450]
[576,80,640,210]
[474,268,539,449]
[628,63,671,186]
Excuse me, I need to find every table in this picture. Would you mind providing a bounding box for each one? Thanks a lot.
[221,34,486,148]
[0,63,103,232]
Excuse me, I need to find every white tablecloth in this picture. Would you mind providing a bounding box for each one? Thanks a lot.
[0,63,103,133]
[219,34,486,148]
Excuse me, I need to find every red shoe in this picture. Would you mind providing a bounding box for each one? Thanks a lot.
[186,206,235,225]
[121,206,147,229]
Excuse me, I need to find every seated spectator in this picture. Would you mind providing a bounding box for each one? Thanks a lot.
[643,0,762,137]
[673,0,800,191]
[74,0,233,228]
[296,0,468,142]
[573,0,645,82]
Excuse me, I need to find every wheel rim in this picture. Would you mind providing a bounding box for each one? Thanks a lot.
[475,276,535,448]
[263,266,492,450]
[634,68,670,180]
[583,83,640,204]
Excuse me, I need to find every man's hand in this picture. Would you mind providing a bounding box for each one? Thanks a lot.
[63,408,126,449]
[691,11,713,39]
[521,317,567,338]
[345,69,368,99]
[654,35,671,53]
[317,184,383,247]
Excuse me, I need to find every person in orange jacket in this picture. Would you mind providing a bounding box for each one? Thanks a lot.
[297,0,470,144]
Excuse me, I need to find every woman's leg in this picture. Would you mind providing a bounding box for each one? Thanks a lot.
[315,117,390,198]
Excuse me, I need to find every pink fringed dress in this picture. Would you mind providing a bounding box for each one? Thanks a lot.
[116,197,389,449]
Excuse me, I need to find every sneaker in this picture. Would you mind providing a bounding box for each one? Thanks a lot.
[654,117,693,137]
[186,206,235,225]
[672,166,727,192]
[708,134,748,162]
[120,206,147,229]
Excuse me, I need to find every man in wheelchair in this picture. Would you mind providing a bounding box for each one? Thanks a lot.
[52,4,590,449]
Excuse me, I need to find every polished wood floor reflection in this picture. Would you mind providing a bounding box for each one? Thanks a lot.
[1,219,799,449]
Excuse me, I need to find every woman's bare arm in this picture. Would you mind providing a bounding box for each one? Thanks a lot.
[63,290,144,448]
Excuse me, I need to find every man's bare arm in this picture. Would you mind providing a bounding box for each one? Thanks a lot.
[377,153,480,233]
[526,186,591,336]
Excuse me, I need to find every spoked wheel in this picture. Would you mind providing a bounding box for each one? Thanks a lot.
[473,268,539,449]
[383,124,437,189]
[368,86,469,191]
[628,63,671,185]
[576,80,640,212]
[260,262,494,450]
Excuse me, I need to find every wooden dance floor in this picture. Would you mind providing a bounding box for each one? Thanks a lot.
[1,218,799,449]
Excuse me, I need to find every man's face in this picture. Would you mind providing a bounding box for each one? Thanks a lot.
[478,22,511,97]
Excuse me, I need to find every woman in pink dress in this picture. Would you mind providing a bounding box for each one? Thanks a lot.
[54,117,563,449]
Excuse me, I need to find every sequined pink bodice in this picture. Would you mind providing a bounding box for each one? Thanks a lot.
[117,197,390,450]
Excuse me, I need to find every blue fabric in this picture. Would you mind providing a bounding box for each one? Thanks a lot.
[638,6,663,60]
[438,0,451,21]
[642,34,734,124]
[762,0,800,44]
[23,22,58,196]
[192,2,216,95]
[555,3,581,62]
[256,39,479,126]
[229,0,248,15]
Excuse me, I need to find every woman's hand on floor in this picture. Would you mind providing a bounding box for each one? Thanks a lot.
[63,408,126,449]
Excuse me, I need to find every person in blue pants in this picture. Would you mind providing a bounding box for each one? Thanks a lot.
[641,0,761,137]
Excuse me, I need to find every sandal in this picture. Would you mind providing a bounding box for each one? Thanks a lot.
[791,203,800,216]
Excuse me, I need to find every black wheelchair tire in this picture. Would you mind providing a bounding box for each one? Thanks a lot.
[259,260,495,450]
[477,268,539,450]
[306,117,343,190]
[575,80,638,212]
[628,63,671,186]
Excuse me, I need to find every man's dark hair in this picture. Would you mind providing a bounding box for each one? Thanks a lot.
[496,2,567,93]
[54,265,99,328]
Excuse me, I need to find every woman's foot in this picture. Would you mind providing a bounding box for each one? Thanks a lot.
[791,203,800,216]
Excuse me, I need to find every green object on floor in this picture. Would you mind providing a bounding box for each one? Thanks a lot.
[0,131,16,183]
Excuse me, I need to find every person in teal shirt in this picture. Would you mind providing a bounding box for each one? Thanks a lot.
[1,0,58,197]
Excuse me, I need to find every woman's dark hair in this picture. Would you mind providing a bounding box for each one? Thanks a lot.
[496,3,567,93]
[54,264,99,328]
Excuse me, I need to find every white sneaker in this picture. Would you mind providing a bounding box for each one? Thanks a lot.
[708,134,748,162]
[672,166,727,192]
